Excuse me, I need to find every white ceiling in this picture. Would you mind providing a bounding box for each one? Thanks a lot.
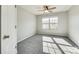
[19,5,72,15]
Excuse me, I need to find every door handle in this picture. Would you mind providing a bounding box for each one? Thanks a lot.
[3,35,10,39]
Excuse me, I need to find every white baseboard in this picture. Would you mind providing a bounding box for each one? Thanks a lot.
[17,34,35,43]
[37,33,67,37]
[68,35,79,47]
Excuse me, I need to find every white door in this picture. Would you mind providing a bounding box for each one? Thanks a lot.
[1,5,17,54]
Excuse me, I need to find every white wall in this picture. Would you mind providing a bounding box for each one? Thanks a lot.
[36,12,68,36]
[17,6,36,42]
[68,6,79,46]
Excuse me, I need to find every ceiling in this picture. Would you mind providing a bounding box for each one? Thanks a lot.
[19,5,72,15]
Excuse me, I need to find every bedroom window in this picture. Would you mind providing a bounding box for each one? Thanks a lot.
[42,17,58,29]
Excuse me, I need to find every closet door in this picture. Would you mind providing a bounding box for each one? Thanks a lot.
[1,5,17,54]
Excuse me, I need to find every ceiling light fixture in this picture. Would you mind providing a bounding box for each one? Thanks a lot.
[38,5,56,14]
[44,10,49,13]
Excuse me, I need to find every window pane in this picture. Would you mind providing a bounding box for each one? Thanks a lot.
[42,18,49,23]
[50,24,57,29]
[50,17,58,23]
[42,24,49,29]
[50,18,53,23]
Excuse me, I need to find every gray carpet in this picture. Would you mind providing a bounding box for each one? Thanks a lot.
[17,34,79,54]
[17,35,43,54]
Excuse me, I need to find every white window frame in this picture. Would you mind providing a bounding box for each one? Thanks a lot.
[42,17,58,30]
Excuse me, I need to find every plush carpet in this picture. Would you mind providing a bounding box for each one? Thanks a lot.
[17,34,79,54]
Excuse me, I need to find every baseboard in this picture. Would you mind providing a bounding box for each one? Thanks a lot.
[17,34,36,43]
[37,33,67,37]
[68,35,79,48]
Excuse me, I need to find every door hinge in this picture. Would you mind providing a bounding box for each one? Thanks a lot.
[15,5,16,8]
